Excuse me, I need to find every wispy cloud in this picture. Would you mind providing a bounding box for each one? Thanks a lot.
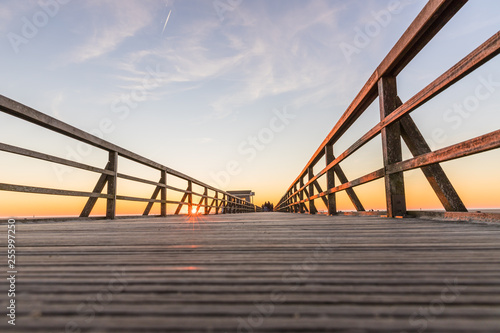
[105,0,351,118]
[206,1,348,117]
[65,0,156,64]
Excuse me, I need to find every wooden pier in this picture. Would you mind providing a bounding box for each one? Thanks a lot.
[1,1,499,331]
[2,213,499,332]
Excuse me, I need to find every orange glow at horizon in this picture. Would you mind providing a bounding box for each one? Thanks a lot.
[1,185,499,218]
[1,160,499,219]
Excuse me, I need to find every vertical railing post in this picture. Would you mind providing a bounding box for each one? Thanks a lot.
[225,195,229,214]
[285,193,289,212]
[106,151,118,219]
[308,167,316,215]
[299,178,305,213]
[378,76,406,217]
[160,170,167,217]
[222,194,226,214]
[187,180,193,214]
[203,188,208,215]
[215,192,219,214]
[293,184,298,213]
[325,144,336,215]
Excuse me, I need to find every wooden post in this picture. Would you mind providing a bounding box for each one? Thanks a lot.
[325,144,336,215]
[308,167,317,215]
[293,184,298,213]
[378,76,406,217]
[215,192,219,214]
[160,170,167,217]
[399,113,467,212]
[187,180,193,215]
[299,178,305,213]
[222,194,229,214]
[333,164,365,212]
[80,161,111,218]
[204,188,208,215]
[106,151,118,219]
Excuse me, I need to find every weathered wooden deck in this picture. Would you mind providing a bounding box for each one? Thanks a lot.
[2,212,500,332]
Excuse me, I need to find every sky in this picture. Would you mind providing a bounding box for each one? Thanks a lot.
[0,0,499,217]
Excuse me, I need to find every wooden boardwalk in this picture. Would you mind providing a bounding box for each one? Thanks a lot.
[2,212,500,332]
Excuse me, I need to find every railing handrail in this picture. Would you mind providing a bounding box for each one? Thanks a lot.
[0,95,261,217]
[279,0,467,197]
[275,0,500,219]
[0,94,231,195]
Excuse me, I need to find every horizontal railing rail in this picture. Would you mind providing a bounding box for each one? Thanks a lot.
[0,95,261,219]
[275,0,500,220]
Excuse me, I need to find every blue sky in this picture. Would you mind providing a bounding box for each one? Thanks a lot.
[0,0,499,214]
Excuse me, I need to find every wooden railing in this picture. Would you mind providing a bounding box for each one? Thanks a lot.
[275,0,500,220]
[0,95,261,219]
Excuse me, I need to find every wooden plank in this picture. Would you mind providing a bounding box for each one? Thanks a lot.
[2,213,499,332]
[0,142,114,175]
[0,183,110,198]
[116,195,165,203]
[117,173,166,187]
[388,129,500,175]
[379,76,406,217]
[399,112,467,212]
